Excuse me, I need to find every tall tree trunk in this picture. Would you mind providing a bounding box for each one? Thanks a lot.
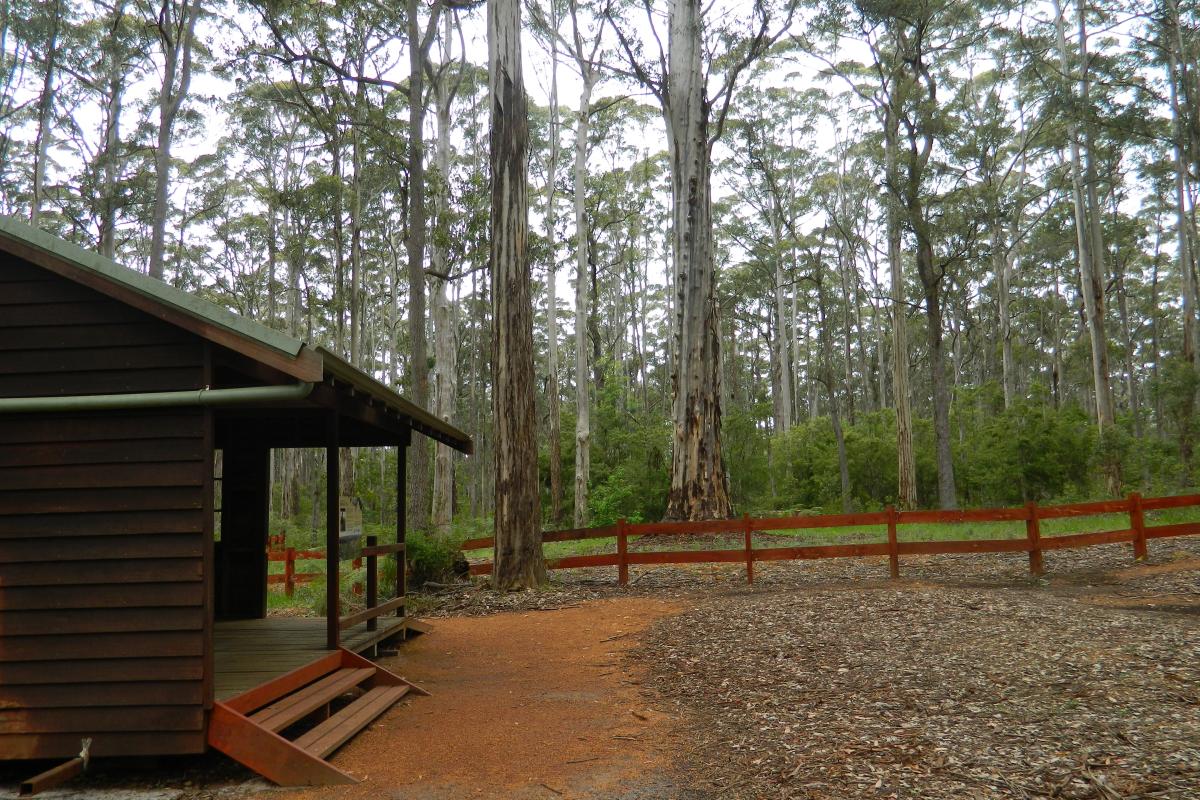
[149,0,200,280]
[572,69,595,528]
[29,0,62,227]
[914,226,957,509]
[407,0,432,534]
[885,106,917,510]
[489,0,544,589]
[544,0,563,525]
[663,0,732,521]
[993,218,1018,409]
[1166,3,1199,469]
[816,274,851,514]
[1051,0,1115,434]
[431,20,458,538]
[771,199,791,433]
[349,76,366,367]
[331,132,346,353]
[98,3,126,259]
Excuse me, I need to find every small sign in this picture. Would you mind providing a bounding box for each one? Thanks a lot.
[338,497,363,559]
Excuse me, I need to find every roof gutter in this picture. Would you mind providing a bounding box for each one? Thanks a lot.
[0,381,314,414]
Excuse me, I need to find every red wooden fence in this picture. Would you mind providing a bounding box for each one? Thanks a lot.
[460,493,1200,585]
[267,534,364,598]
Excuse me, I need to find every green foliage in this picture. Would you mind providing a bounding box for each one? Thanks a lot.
[954,387,1095,505]
[583,361,670,525]
[679,398,1186,515]
[402,528,465,587]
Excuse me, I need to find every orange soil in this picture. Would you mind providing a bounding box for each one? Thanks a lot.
[248,597,683,800]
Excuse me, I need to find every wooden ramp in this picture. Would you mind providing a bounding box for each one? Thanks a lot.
[208,647,428,785]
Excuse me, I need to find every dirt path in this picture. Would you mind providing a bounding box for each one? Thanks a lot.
[249,597,686,800]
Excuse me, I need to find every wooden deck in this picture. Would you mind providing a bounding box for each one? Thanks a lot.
[214,616,408,701]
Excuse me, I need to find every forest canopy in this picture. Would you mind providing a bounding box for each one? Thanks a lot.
[1,0,1197,536]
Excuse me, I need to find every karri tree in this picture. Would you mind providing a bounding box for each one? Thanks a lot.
[611,0,796,520]
[489,0,545,588]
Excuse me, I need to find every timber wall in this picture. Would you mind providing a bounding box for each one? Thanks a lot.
[0,254,211,759]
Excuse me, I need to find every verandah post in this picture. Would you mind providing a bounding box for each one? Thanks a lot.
[886,505,899,579]
[617,518,628,587]
[325,412,340,650]
[1025,500,1043,577]
[1129,492,1147,561]
[365,534,378,632]
[396,432,409,619]
[743,513,754,585]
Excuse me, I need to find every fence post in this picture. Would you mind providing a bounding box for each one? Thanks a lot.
[743,513,754,585]
[617,519,628,587]
[1129,492,1147,561]
[365,534,378,632]
[285,547,296,598]
[1025,501,1043,577]
[886,505,899,579]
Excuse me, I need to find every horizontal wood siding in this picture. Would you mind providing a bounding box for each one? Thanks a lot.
[0,256,209,759]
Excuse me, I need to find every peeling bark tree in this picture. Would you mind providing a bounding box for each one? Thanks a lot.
[611,0,786,520]
[660,0,732,520]
[489,0,545,589]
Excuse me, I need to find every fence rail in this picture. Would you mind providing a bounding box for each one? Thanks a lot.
[267,535,368,599]
[460,493,1200,585]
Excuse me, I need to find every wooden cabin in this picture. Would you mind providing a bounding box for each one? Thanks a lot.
[0,217,472,786]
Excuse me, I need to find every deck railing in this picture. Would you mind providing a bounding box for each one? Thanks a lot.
[460,493,1200,585]
[338,535,407,633]
[266,536,396,624]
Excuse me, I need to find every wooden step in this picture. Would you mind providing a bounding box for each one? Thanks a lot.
[250,668,376,733]
[294,685,410,759]
[222,651,344,715]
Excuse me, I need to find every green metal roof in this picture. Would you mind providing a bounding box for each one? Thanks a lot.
[0,215,304,358]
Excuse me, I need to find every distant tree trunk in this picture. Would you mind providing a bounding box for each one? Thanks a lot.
[98,3,127,259]
[885,105,917,510]
[1052,0,1114,433]
[544,0,563,525]
[913,222,957,509]
[148,0,200,280]
[997,103,1029,410]
[407,0,434,534]
[349,71,367,367]
[663,0,732,521]
[816,265,851,514]
[768,194,791,433]
[29,0,62,228]
[1166,3,1199,467]
[571,64,596,528]
[489,0,544,589]
[431,18,458,538]
[330,132,347,353]
[994,220,1016,409]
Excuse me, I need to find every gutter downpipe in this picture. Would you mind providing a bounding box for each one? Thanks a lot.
[0,381,314,414]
